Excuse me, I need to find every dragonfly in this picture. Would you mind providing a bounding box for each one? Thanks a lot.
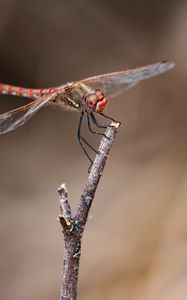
[0,60,175,162]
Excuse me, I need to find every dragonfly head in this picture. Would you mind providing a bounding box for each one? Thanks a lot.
[85,90,108,113]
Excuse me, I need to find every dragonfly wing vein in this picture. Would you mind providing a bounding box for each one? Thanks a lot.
[0,91,58,134]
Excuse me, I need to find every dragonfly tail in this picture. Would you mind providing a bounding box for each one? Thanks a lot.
[0,83,57,100]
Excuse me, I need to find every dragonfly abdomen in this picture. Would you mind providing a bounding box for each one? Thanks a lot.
[0,83,58,99]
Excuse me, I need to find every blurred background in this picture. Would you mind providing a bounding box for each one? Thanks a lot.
[0,0,187,299]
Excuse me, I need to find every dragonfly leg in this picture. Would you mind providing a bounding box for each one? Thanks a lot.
[90,113,107,129]
[88,113,110,140]
[99,112,121,125]
[77,112,98,165]
[87,113,106,136]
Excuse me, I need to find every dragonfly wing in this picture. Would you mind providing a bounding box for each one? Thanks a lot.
[0,91,58,134]
[81,61,175,98]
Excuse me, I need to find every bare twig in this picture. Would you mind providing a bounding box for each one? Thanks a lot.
[58,122,120,300]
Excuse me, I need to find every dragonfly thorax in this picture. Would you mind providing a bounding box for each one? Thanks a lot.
[85,90,108,113]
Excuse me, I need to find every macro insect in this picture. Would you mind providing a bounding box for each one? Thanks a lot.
[0,60,175,162]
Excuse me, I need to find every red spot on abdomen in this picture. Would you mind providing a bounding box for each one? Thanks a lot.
[18,87,23,96]
[29,89,34,97]
[39,89,43,97]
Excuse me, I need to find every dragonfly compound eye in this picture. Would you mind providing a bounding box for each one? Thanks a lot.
[95,90,105,100]
[85,93,98,110]
[95,97,108,112]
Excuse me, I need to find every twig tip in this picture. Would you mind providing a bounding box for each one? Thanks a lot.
[58,183,68,198]
[111,121,120,128]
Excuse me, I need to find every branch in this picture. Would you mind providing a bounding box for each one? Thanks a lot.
[58,122,120,300]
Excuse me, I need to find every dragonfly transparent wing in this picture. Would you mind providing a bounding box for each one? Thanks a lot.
[0,90,58,134]
[81,61,175,98]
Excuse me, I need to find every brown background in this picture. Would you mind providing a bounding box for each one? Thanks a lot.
[0,0,187,299]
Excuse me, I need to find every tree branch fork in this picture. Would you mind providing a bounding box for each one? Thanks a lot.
[57,121,120,300]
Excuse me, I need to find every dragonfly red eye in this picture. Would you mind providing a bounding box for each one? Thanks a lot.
[85,93,98,110]
[95,97,108,112]
[95,90,104,100]
[85,90,108,112]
